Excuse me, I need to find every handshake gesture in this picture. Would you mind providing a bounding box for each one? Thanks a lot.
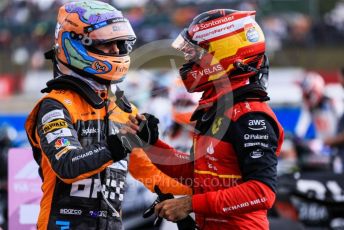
[120,113,160,149]
[106,113,160,161]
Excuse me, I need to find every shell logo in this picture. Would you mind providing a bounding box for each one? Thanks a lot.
[192,25,200,32]
[91,61,109,72]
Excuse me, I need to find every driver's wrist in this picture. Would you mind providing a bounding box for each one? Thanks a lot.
[185,195,193,213]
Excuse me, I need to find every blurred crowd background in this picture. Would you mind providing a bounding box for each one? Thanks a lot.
[1,0,344,230]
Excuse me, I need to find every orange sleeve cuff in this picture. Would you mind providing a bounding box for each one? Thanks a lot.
[129,148,192,195]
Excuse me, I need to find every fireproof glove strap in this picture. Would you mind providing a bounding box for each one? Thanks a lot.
[137,113,159,145]
[106,134,129,162]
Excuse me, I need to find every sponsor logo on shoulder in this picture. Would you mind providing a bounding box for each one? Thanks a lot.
[42,109,64,124]
[81,127,99,136]
[248,120,266,131]
[233,108,241,118]
[46,128,72,143]
[55,146,77,160]
[207,142,215,155]
[55,138,71,149]
[244,134,269,140]
[43,119,68,134]
[250,149,264,159]
[245,102,251,110]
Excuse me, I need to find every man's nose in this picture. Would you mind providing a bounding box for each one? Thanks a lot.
[110,43,120,54]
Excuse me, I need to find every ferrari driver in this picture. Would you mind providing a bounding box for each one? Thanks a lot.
[127,9,284,230]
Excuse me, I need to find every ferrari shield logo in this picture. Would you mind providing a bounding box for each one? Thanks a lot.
[211,117,223,135]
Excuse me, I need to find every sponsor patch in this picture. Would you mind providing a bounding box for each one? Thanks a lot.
[244,142,268,148]
[112,23,128,32]
[41,109,64,124]
[46,128,72,143]
[244,134,269,140]
[71,146,105,162]
[205,154,218,162]
[246,27,259,42]
[207,142,215,155]
[199,15,234,30]
[89,210,107,218]
[248,120,266,131]
[190,64,224,78]
[56,220,70,229]
[250,149,264,159]
[192,15,252,42]
[55,138,71,149]
[43,119,68,134]
[81,127,99,136]
[91,61,109,73]
[175,153,190,160]
[60,209,82,215]
[55,146,77,160]
[108,122,120,135]
[223,197,267,212]
[207,162,218,171]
